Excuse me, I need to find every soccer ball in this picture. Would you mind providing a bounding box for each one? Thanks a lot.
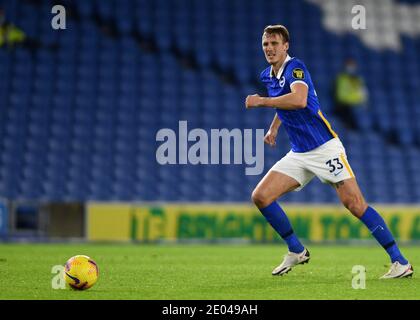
[64,255,99,290]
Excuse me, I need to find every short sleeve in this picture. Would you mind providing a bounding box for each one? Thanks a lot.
[284,61,309,89]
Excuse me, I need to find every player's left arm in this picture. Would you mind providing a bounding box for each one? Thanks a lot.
[246,83,308,110]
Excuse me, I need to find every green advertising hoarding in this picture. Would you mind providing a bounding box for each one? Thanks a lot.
[87,203,420,242]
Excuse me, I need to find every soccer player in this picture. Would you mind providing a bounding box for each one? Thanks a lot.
[245,25,413,279]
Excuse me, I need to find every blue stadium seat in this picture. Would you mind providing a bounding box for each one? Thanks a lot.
[0,0,419,203]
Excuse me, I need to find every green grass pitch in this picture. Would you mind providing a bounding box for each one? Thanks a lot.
[0,243,418,300]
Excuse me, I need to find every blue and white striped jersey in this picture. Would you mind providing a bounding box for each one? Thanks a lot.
[260,55,337,152]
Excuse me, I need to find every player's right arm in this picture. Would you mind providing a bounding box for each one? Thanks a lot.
[264,113,281,147]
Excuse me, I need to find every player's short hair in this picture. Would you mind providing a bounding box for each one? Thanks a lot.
[263,25,290,44]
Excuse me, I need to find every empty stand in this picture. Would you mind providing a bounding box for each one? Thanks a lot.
[0,0,419,203]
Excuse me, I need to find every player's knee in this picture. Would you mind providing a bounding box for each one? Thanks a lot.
[341,195,367,217]
[251,188,271,209]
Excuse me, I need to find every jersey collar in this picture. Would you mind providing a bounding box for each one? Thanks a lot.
[270,54,291,79]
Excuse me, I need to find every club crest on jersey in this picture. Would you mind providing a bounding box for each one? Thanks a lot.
[292,68,305,79]
[279,76,285,87]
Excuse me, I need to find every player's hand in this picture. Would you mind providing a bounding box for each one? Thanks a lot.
[245,94,262,109]
[264,128,278,147]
